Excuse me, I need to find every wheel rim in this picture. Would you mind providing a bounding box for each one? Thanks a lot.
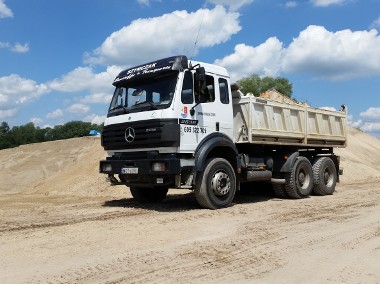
[211,170,230,196]
[297,166,310,189]
[323,168,333,187]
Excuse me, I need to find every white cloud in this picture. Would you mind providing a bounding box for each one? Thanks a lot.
[217,25,380,82]
[136,0,161,6]
[0,0,13,18]
[360,107,380,121]
[42,124,53,129]
[0,41,10,48]
[283,26,380,80]
[0,93,7,104]
[371,15,380,29]
[206,0,253,11]
[215,37,284,82]
[137,0,150,6]
[347,107,380,137]
[0,74,48,118]
[347,115,362,128]
[310,0,347,7]
[48,65,121,93]
[80,92,111,104]
[45,66,118,123]
[285,1,298,8]
[30,117,43,125]
[0,108,17,119]
[46,109,64,119]
[84,114,106,125]
[85,6,241,66]
[0,41,29,53]
[320,106,337,111]
[66,103,90,114]
[11,42,29,53]
[361,122,380,132]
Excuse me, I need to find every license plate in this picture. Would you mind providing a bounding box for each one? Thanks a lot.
[121,167,138,174]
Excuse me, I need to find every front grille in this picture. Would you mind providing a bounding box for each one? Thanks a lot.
[101,119,179,150]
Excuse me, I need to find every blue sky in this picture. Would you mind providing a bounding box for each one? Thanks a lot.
[1,0,380,137]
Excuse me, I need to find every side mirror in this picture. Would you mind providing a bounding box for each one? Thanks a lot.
[194,67,206,103]
[195,67,206,84]
[191,67,206,116]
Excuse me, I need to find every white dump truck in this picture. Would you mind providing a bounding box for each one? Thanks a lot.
[99,55,347,209]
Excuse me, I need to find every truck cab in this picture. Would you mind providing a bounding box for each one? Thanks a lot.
[100,56,238,202]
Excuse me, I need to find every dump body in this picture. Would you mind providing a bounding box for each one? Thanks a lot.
[233,94,347,148]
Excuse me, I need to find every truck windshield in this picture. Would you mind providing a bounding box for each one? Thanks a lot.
[108,72,178,116]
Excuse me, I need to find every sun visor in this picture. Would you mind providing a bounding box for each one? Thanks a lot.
[113,55,188,85]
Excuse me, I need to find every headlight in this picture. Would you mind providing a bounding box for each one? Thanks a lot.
[151,162,167,172]
[102,163,112,172]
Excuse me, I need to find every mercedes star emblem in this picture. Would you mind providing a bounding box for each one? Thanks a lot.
[125,127,135,143]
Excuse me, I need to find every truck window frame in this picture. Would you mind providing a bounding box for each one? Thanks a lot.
[181,71,194,104]
[218,77,230,104]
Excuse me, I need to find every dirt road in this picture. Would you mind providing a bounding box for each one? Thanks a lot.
[1,129,379,283]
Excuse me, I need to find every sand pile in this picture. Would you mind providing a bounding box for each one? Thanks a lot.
[0,137,108,195]
[335,127,380,184]
[0,127,379,195]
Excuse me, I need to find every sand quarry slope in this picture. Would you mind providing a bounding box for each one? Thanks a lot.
[0,127,379,283]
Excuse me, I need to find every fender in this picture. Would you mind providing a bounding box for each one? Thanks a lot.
[280,151,299,173]
[194,133,239,172]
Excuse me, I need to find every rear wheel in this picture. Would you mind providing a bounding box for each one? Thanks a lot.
[273,184,288,198]
[130,187,168,203]
[312,157,337,195]
[272,173,288,198]
[194,158,236,209]
[285,157,313,199]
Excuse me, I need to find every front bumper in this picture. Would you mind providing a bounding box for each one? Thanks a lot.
[99,154,181,187]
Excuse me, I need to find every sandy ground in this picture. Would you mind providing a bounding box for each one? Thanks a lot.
[0,127,379,283]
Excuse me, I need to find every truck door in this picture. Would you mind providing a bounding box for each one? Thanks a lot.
[179,70,233,152]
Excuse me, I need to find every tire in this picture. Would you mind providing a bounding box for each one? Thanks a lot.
[285,156,313,199]
[312,157,337,195]
[194,158,236,209]
[272,173,288,198]
[272,184,288,198]
[130,187,168,203]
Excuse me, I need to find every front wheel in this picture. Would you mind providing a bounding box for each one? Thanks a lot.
[130,187,168,203]
[194,158,237,209]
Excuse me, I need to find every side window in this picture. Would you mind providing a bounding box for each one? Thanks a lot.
[181,71,193,104]
[204,75,215,103]
[219,78,229,104]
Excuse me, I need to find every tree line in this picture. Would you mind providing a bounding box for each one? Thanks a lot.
[237,74,293,98]
[0,121,103,150]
